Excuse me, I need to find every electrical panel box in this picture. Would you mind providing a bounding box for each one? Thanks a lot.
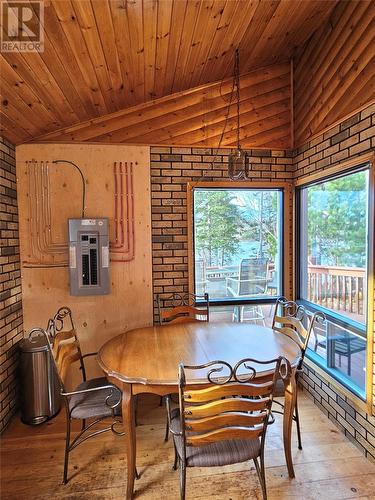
[68,218,110,296]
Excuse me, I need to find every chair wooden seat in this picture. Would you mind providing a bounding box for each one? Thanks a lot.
[69,377,121,420]
[170,408,261,467]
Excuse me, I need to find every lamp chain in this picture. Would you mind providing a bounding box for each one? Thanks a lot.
[235,48,241,151]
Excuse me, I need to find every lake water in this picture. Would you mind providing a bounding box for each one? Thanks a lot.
[225,240,266,265]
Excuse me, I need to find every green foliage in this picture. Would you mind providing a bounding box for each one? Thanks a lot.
[307,171,367,267]
[239,191,279,260]
[194,190,242,266]
[194,189,280,267]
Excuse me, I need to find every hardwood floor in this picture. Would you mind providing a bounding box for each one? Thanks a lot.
[1,391,375,500]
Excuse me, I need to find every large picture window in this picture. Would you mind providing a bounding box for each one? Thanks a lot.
[298,167,370,397]
[192,188,283,307]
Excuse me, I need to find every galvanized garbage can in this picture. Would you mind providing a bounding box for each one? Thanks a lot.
[19,333,61,425]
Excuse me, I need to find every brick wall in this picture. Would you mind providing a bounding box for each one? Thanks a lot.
[150,146,294,323]
[294,103,375,462]
[0,137,23,433]
[301,364,375,463]
[150,104,375,461]
[293,103,375,181]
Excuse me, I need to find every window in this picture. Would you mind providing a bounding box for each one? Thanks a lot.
[192,187,283,311]
[298,167,370,397]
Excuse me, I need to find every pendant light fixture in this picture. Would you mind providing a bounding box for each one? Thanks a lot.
[228,49,250,180]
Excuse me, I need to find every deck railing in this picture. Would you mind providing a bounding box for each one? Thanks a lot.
[307,265,366,316]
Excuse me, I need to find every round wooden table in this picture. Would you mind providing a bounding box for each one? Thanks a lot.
[98,322,301,499]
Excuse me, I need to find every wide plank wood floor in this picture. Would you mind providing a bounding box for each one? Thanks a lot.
[1,391,375,500]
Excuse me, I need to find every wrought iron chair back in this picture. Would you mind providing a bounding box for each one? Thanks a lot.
[28,307,128,485]
[272,297,325,363]
[270,297,325,451]
[167,357,291,499]
[157,292,209,325]
[177,357,289,452]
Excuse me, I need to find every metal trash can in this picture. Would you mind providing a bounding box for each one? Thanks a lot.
[19,333,61,425]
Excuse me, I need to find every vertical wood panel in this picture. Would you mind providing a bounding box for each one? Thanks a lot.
[16,144,153,368]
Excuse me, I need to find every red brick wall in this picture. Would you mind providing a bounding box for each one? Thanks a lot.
[0,137,23,433]
[150,146,294,323]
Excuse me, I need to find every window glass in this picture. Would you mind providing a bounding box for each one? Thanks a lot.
[209,304,274,328]
[193,188,282,302]
[299,168,369,397]
[300,170,369,324]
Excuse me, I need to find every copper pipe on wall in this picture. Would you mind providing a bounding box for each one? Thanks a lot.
[24,160,68,268]
[24,159,135,267]
[111,161,135,262]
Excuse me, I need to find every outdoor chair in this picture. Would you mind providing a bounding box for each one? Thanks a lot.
[315,322,366,376]
[31,306,138,484]
[195,258,208,295]
[271,297,325,449]
[226,257,269,324]
[166,356,291,500]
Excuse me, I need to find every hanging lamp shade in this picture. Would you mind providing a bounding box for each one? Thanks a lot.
[228,148,249,180]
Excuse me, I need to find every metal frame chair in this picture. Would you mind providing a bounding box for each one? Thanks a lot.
[226,258,270,324]
[29,306,138,484]
[157,292,209,325]
[157,292,210,441]
[271,297,325,449]
[166,356,291,500]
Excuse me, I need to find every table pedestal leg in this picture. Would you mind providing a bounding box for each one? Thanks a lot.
[122,383,136,500]
[283,369,297,478]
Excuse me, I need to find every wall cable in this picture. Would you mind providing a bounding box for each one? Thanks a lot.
[52,160,86,218]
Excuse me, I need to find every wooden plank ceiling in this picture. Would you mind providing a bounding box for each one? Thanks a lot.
[0,0,338,147]
[31,63,291,149]
[294,0,375,145]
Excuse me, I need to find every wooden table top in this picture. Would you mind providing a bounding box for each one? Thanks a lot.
[98,322,301,386]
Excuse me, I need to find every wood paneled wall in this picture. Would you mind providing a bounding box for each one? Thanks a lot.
[294,0,375,146]
[33,63,291,150]
[16,144,153,369]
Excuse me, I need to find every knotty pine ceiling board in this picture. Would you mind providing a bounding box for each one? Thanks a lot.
[0,0,339,145]
[32,62,291,149]
[294,0,375,145]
